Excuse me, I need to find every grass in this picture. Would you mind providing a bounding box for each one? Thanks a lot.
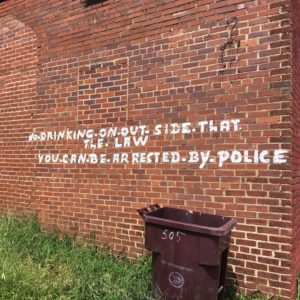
[0,214,298,300]
[0,215,152,300]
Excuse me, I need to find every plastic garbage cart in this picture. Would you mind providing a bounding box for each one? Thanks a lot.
[138,205,236,300]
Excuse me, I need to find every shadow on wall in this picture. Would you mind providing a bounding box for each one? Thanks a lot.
[225,266,281,299]
[225,265,239,299]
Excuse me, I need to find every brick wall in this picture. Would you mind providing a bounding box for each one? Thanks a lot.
[0,0,297,298]
[292,0,300,297]
[0,14,38,212]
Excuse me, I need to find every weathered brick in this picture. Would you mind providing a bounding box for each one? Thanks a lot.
[0,0,298,298]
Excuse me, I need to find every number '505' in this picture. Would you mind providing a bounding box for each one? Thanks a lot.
[161,229,186,243]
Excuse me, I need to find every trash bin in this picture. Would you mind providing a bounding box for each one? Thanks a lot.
[138,205,237,300]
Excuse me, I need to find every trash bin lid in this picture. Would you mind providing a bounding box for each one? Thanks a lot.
[144,207,236,236]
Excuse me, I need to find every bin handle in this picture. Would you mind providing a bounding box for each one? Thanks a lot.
[137,204,161,220]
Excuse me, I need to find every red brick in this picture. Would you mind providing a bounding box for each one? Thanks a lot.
[0,0,298,299]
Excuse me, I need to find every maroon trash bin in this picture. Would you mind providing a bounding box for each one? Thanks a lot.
[138,205,236,300]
